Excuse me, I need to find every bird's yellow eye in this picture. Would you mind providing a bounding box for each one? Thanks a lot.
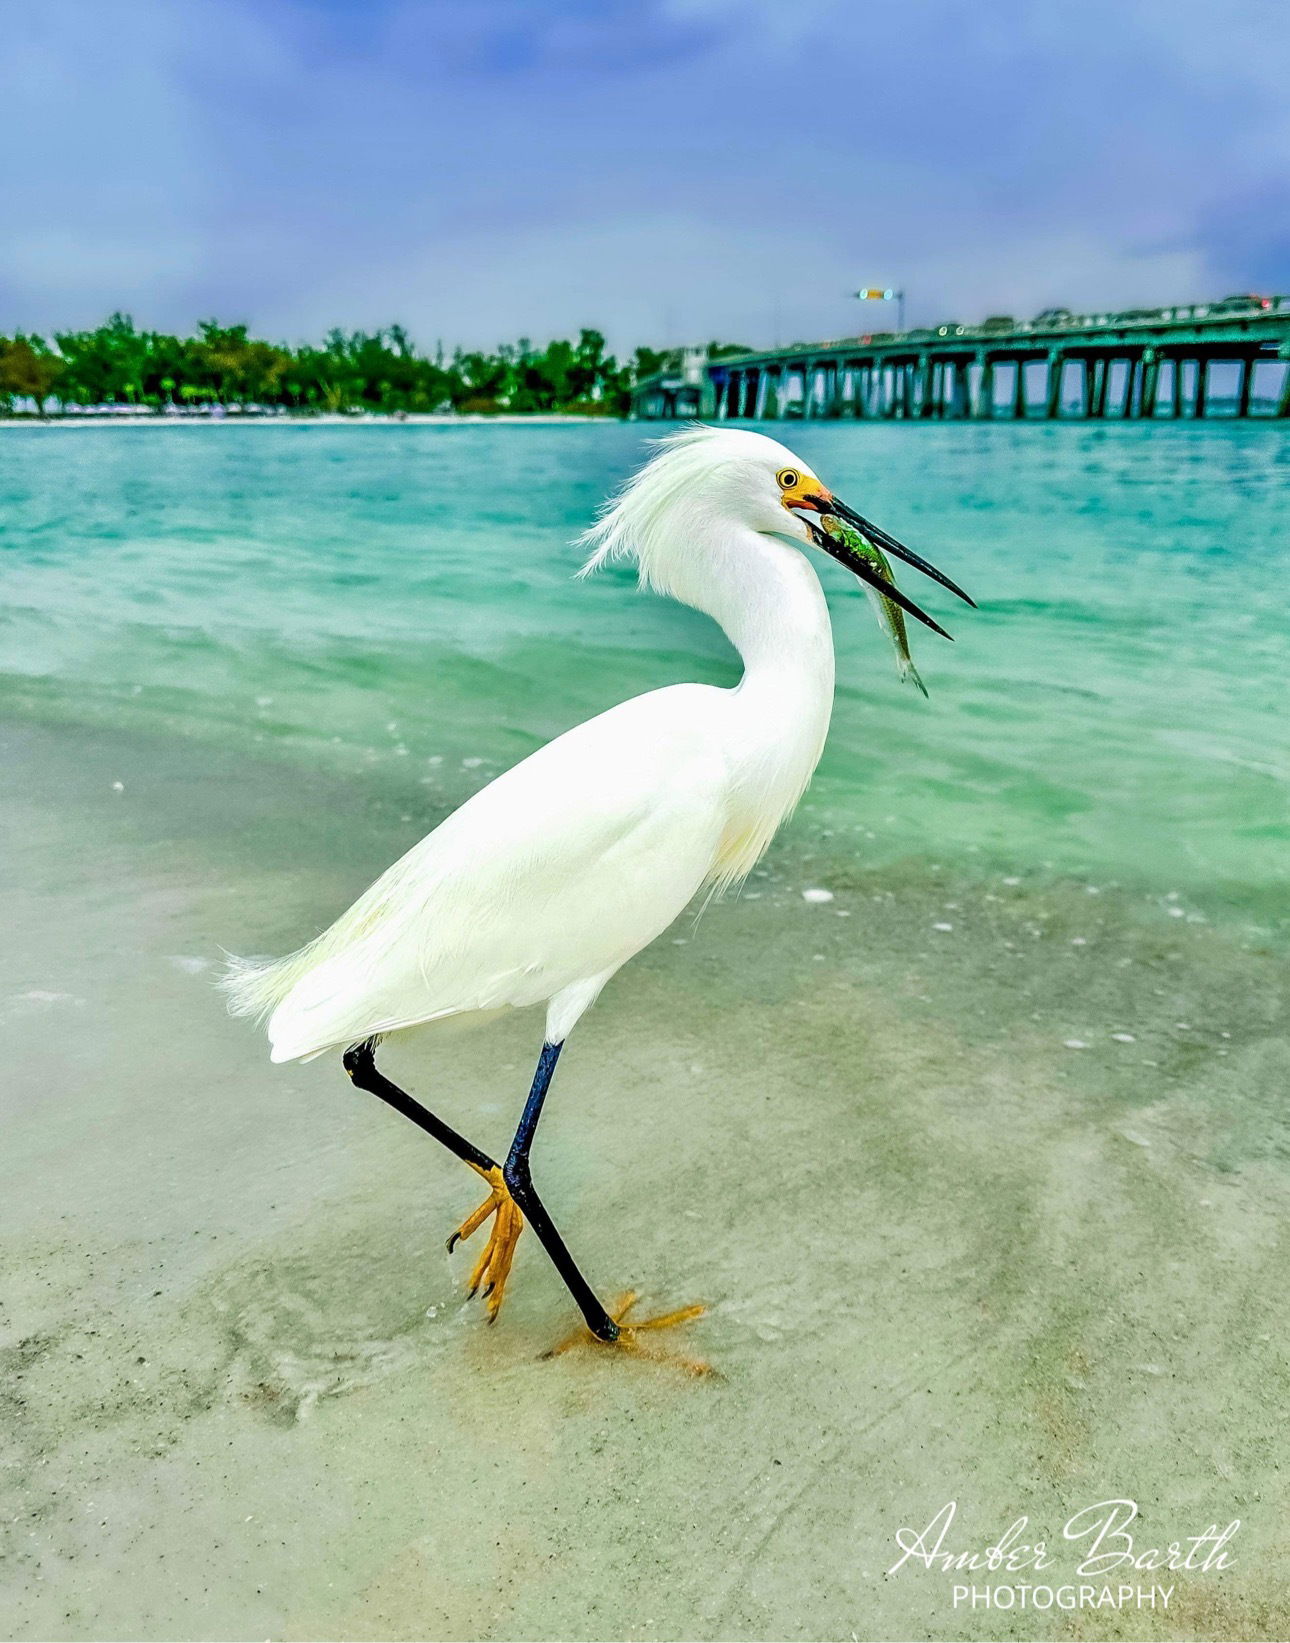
[776,468,799,490]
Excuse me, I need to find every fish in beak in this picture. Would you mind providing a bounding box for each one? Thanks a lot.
[807,514,930,695]
[777,472,975,640]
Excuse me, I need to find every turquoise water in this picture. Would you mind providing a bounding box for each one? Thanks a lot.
[2,420,1288,927]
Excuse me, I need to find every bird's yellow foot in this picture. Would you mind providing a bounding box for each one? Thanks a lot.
[446,1164,523,1322]
[541,1291,713,1376]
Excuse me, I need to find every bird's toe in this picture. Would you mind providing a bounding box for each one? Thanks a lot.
[541,1291,714,1376]
[449,1167,524,1320]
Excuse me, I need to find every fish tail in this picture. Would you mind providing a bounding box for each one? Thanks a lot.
[899,656,929,698]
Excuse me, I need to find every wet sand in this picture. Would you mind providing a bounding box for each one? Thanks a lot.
[3,720,1288,1641]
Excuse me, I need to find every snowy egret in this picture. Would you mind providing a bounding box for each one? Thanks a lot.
[225,426,973,1366]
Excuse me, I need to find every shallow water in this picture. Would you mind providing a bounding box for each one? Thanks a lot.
[2,424,1289,1640]
[2,420,1288,924]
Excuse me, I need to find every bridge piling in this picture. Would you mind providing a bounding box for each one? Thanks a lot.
[1092,359,1109,418]
[1141,351,1159,418]
[916,355,932,419]
[939,359,959,417]
[1044,352,1063,418]
[1124,358,1139,417]
[1236,357,1254,419]
[1011,360,1027,419]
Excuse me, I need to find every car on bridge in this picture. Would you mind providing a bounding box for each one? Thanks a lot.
[1213,293,1273,312]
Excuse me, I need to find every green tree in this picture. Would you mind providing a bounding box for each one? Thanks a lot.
[54,312,148,404]
[0,335,64,414]
[4,312,672,419]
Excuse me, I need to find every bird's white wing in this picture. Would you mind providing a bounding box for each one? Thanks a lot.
[257,685,731,1061]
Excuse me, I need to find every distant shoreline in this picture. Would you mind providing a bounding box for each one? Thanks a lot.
[0,411,617,429]
[3,405,1283,429]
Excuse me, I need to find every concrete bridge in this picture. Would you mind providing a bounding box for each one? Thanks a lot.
[630,296,1290,421]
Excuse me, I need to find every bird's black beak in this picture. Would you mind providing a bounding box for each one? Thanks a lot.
[802,492,976,611]
[799,516,952,638]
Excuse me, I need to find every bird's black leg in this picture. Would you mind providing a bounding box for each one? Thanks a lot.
[345,1039,527,1318]
[345,1038,704,1363]
[503,1040,621,1343]
[342,1039,497,1174]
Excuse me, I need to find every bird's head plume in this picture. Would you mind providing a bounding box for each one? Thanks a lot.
[577,425,819,597]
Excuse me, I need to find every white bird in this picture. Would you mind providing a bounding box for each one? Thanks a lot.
[225,426,972,1368]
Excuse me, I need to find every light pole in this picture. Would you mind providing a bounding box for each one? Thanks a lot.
[853,287,905,335]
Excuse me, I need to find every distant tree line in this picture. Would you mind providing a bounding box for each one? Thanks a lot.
[0,314,720,418]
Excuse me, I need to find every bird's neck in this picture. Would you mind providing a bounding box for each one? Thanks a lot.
[685,526,836,882]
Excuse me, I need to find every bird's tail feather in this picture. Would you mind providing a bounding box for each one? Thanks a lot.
[220,946,324,1022]
[220,842,435,1052]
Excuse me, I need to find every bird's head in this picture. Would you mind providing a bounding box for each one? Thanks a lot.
[581,426,973,640]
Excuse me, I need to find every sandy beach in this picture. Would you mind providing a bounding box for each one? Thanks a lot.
[4,713,1288,1641]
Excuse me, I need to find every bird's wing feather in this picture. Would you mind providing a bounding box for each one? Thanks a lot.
[263,685,730,1060]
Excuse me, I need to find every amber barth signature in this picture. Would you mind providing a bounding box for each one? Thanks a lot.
[888,1498,1239,1578]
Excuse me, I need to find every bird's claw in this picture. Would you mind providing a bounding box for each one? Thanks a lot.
[448,1164,523,1322]
[541,1291,715,1376]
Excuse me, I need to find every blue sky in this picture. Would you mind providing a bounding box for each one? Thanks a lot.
[3,0,1287,352]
